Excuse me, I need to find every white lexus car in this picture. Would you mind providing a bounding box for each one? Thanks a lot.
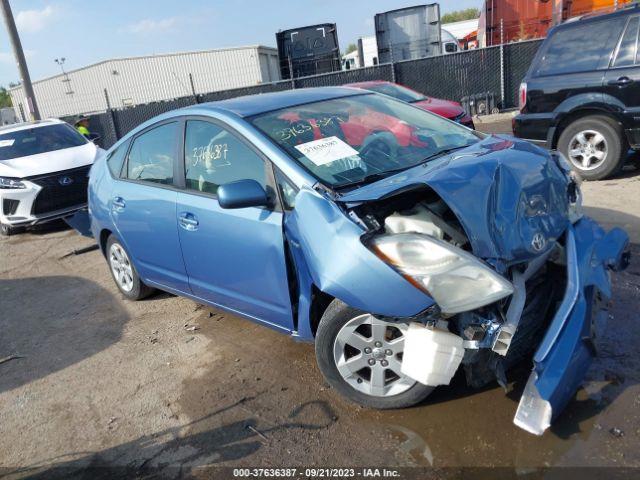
[0,119,103,235]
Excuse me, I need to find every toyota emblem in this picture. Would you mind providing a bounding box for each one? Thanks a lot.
[531,233,547,252]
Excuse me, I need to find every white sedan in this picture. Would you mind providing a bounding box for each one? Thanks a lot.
[0,119,103,235]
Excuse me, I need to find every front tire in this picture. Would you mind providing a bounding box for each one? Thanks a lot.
[106,235,154,300]
[558,115,627,180]
[315,299,433,409]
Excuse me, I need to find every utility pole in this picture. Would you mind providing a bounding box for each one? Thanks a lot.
[1,0,40,120]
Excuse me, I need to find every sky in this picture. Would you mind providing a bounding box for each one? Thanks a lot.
[0,0,482,88]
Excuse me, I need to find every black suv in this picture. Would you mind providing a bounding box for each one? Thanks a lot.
[513,5,640,180]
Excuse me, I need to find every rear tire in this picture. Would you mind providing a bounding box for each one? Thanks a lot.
[558,115,627,180]
[315,299,434,409]
[106,235,154,300]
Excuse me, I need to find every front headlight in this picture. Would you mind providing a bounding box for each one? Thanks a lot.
[0,177,26,189]
[370,233,514,314]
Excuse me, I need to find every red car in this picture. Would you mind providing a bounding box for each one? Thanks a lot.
[345,80,475,129]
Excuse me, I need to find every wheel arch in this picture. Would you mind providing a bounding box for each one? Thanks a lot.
[308,285,335,338]
[98,228,113,258]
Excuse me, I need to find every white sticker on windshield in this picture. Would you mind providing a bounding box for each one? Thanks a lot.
[294,136,359,166]
[0,139,15,147]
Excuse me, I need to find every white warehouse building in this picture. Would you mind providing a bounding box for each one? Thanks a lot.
[9,45,281,119]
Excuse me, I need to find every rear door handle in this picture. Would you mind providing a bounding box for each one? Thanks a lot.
[608,76,634,87]
[112,197,126,212]
[178,212,199,231]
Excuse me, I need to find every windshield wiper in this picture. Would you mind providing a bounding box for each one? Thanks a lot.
[333,144,475,190]
[419,144,473,163]
[333,165,416,190]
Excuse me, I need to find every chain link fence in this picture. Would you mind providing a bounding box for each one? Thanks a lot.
[396,45,503,106]
[72,39,543,149]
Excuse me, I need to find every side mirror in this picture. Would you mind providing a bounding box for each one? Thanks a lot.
[445,43,457,53]
[218,179,269,209]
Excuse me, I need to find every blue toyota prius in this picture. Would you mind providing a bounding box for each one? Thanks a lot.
[88,87,629,435]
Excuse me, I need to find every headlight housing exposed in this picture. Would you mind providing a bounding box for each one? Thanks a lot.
[370,233,514,314]
[0,177,26,189]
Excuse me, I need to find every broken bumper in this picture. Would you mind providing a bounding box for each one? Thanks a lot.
[514,217,629,435]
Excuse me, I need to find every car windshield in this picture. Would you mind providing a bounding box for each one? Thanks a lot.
[0,123,87,161]
[251,93,480,189]
[363,83,426,103]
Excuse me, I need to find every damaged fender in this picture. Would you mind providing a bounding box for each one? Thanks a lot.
[285,187,435,337]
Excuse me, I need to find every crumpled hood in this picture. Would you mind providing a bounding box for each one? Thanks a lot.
[0,142,98,178]
[412,97,465,119]
[338,135,571,264]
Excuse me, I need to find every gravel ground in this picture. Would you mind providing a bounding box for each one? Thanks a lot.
[1,121,639,478]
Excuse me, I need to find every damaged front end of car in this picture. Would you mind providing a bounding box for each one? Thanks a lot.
[288,136,630,435]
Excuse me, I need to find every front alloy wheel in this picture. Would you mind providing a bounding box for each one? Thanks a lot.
[316,299,434,409]
[333,314,414,397]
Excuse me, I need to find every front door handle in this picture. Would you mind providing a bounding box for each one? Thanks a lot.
[112,197,126,212]
[608,76,634,87]
[178,212,199,231]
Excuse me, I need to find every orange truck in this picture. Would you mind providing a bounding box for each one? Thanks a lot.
[479,0,634,46]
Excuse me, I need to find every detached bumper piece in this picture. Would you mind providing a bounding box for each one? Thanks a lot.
[63,208,93,238]
[514,218,629,435]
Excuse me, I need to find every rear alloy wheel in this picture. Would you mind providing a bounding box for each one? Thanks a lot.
[558,115,627,180]
[106,235,154,300]
[316,300,433,409]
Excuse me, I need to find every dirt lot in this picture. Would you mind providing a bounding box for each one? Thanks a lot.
[1,123,639,478]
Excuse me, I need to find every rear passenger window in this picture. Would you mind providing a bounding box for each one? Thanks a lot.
[536,18,625,76]
[184,120,266,196]
[126,122,178,185]
[106,141,128,177]
[614,17,639,67]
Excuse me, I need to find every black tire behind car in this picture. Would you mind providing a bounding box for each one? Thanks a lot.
[315,299,434,409]
[558,115,627,180]
[106,235,155,300]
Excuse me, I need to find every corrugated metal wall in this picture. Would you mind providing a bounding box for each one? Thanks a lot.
[9,46,280,119]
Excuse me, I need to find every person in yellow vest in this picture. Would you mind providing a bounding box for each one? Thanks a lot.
[75,117,91,137]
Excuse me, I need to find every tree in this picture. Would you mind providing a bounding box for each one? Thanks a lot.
[441,8,480,24]
[0,87,12,108]
[345,43,357,54]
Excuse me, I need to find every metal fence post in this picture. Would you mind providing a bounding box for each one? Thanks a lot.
[288,54,296,89]
[104,88,120,141]
[189,73,200,104]
[499,19,505,110]
[390,43,397,83]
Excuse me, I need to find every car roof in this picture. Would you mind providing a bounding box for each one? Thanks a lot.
[189,86,367,117]
[0,118,64,135]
